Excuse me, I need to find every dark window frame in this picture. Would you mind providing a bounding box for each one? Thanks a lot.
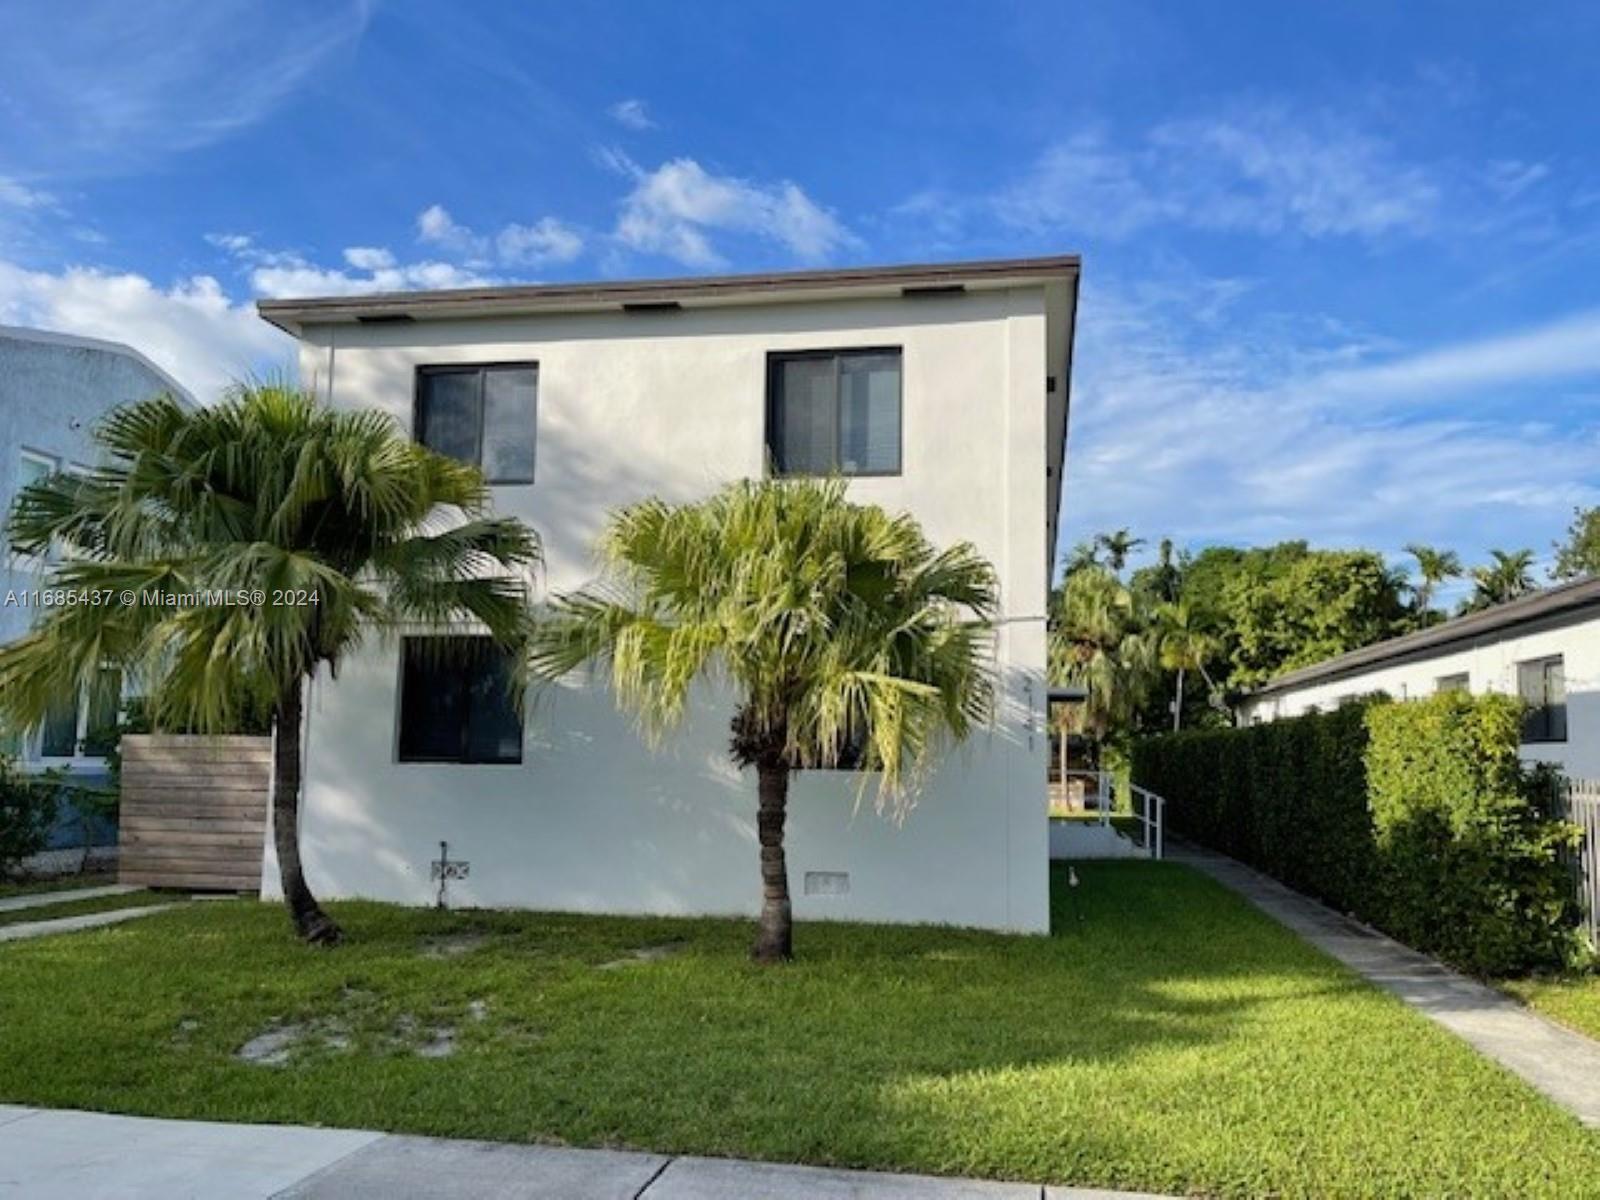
[765,346,903,478]
[396,636,524,765]
[413,362,539,485]
[1517,655,1567,744]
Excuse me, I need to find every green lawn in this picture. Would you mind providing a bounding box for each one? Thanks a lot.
[0,888,167,929]
[0,870,118,899]
[1503,973,1600,1043]
[2,862,1598,1198]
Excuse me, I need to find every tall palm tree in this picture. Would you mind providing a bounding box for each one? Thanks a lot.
[1093,528,1145,575]
[529,478,996,964]
[1048,566,1153,760]
[0,386,540,944]
[1464,548,1536,613]
[1155,601,1219,731]
[1403,543,1462,616]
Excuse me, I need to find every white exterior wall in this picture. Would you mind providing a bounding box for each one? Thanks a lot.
[271,289,1055,933]
[1238,614,1600,780]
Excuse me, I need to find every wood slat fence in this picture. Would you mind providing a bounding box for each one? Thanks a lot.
[118,734,271,891]
[1560,779,1600,949]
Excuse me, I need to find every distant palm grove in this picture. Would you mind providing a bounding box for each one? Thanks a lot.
[1050,507,1600,763]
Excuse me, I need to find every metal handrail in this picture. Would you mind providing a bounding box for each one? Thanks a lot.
[1052,771,1167,859]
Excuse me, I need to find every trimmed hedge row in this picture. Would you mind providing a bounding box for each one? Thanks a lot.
[1133,692,1584,976]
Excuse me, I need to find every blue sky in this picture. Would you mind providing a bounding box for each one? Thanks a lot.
[3,1,1598,592]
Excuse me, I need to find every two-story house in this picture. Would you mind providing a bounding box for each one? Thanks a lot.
[256,256,1079,933]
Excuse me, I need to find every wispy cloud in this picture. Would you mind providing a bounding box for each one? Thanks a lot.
[611,157,860,268]
[0,0,372,177]
[0,258,289,400]
[1311,308,1600,400]
[1061,278,1600,567]
[997,108,1442,241]
[607,99,656,131]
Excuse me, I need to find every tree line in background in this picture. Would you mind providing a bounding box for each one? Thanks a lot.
[1050,508,1600,766]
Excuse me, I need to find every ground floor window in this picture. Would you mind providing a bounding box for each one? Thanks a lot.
[398,637,523,764]
[1517,655,1566,743]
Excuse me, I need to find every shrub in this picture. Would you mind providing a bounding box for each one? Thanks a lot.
[1133,693,1583,976]
[0,756,62,881]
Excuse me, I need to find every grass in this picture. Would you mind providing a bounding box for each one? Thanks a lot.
[2,862,1598,1198]
[1503,972,1600,1042]
[0,869,117,899]
[0,888,167,929]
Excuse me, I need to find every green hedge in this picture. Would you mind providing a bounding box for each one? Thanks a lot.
[1133,692,1584,976]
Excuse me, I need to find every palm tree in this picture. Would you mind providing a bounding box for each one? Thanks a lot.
[1463,548,1536,613]
[1093,528,1145,575]
[1155,601,1219,731]
[1048,566,1154,760]
[0,386,540,945]
[1403,543,1462,616]
[528,478,997,964]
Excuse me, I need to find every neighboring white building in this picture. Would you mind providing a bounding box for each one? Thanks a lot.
[0,325,196,774]
[256,257,1080,933]
[1237,576,1600,780]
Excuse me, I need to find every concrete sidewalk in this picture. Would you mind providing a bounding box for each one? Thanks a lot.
[0,884,138,914]
[0,1106,1171,1199]
[1170,839,1600,1128]
[0,903,178,943]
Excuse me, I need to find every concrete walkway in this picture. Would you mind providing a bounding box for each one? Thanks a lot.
[1170,839,1600,1127]
[0,1107,1171,1199]
[0,883,138,914]
[0,903,177,943]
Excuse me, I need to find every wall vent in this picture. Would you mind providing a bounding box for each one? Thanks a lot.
[803,871,850,896]
[900,284,965,298]
[355,313,415,324]
[621,301,683,313]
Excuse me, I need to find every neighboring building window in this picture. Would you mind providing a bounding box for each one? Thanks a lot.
[13,449,58,563]
[415,364,538,484]
[81,668,123,757]
[767,348,902,476]
[1436,673,1470,694]
[39,691,80,758]
[1517,655,1567,744]
[398,637,523,763]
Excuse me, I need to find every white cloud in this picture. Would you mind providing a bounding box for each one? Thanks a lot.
[495,218,583,266]
[0,258,289,401]
[416,204,583,267]
[416,204,484,259]
[999,110,1441,241]
[249,259,490,299]
[607,99,656,131]
[342,246,396,271]
[614,158,859,268]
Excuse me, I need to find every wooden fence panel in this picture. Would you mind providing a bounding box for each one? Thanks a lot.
[118,734,271,891]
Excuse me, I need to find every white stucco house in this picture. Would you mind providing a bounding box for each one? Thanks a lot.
[1238,576,1600,781]
[255,256,1080,933]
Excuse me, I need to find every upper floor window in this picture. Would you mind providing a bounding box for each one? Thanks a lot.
[1435,673,1470,694]
[415,364,537,484]
[767,348,901,477]
[398,636,523,764]
[1517,655,1566,743]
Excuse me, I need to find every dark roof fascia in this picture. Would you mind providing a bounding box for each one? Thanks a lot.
[1247,576,1600,699]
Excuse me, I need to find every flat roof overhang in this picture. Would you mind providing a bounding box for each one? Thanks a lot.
[255,255,1081,336]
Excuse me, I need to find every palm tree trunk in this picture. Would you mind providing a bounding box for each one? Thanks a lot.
[1173,667,1185,732]
[751,762,793,964]
[272,680,341,946]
